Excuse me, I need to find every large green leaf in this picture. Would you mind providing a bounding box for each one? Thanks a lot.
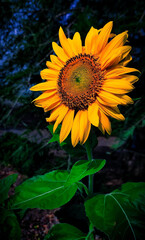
[0,174,18,204]
[9,170,78,210]
[44,223,86,240]
[85,182,145,240]
[0,209,21,240]
[66,159,106,185]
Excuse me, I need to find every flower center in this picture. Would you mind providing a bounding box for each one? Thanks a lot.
[58,54,104,111]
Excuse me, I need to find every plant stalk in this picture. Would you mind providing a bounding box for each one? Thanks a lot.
[85,139,94,239]
[85,139,93,195]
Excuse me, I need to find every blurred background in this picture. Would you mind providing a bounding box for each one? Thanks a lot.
[0,0,145,239]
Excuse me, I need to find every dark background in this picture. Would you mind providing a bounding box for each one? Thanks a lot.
[0,0,145,239]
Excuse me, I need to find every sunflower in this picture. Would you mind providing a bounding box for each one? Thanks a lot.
[30,21,139,147]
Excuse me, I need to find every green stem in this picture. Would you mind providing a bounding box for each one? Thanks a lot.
[85,139,93,195]
[88,174,93,195]
[86,228,94,240]
[85,139,94,239]
[85,139,95,239]
[85,138,92,161]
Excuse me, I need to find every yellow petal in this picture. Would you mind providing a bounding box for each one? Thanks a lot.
[101,46,132,70]
[53,105,69,132]
[102,80,134,94]
[50,55,64,67]
[109,33,116,38]
[59,27,74,57]
[102,86,132,94]
[91,32,99,55]
[98,122,105,135]
[35,94,60,108]
[100,31,128,59]
[121,54,132,66]
[120,75,139,84]
[97,96,117,107]
[121,95,134,104]
[96,21,113,54]
[33,90,57,102]
[46,104,64,122]
[30,81,57,91]
[52,42,69,62]
[99,110,112,135]
[79,111,91,144]
[100,105,125,121]
[44,101,61,112]
[82,46,85,54]
[46,61,61,71]
[73,32,82,54]
[85,27,98,54]
[60,109,75,143]
[71,111,81,147]
[67,38,76,55]
[99,90,129,105]
[40,69,59,80]
[105,66,139,78]
[88,102,99,127]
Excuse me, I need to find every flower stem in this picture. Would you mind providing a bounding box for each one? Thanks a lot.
[85,139,93,195]
[85,139,94,239]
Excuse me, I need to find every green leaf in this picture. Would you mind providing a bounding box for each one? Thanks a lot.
[0,174,18,204]
[47,125,53,134]
[85,182,145,240]
[44,223,86,240]
[0,209,21,240]
[47,125,65,146]
[66,159,106,185]
[77,182,89,195]
[48,133,60,144]
[9,170,78,210]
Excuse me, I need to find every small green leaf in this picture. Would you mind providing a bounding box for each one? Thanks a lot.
[85,182,145,240]
[47,125,66,146]
[48,134,59,143]
[44,223,86,240]
[47,125,53,134]
[0,174,18,204]
[9,170,78,210]
[77,182,89,195]
[0,209,21,240]
[132,97,141,101]
[66,159,106,185]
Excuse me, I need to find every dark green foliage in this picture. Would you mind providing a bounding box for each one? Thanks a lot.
[0,133,58,176]
[0,209,21,240]
[0,133,47,175]
[112,96,145,148]
[44,223,86,239]
[85,182,145,240]
[0,175,21,240]
[0,173,18,204]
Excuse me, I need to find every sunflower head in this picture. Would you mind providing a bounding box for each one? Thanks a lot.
[30,21,139,147]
